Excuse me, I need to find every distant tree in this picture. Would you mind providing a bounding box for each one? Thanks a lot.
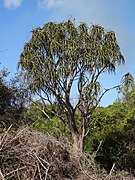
[0,68,11,115]
[119,73,135,106]
[0,68,25,129]
[19,20,125,153]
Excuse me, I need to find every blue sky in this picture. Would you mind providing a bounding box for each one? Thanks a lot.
[0,0,135,106]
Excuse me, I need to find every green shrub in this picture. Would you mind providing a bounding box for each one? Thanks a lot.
[85,102,135,174]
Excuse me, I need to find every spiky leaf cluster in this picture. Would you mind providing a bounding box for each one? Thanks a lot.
[19,20,124,99]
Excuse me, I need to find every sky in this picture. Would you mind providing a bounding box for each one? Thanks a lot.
[0,0,135,106]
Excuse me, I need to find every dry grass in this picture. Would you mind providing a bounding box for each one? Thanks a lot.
[0,127,134,180]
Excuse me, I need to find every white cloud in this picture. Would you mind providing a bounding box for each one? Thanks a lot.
[4,0,23,9]
[38,0,64,9]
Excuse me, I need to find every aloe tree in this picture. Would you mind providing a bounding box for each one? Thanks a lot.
[19,20,124,153]
[119,73,134,105]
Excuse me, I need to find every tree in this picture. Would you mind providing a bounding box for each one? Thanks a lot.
[0,68,11,115]
[118,73,135,106]
[0,68,25,129]
[18,20,125,153]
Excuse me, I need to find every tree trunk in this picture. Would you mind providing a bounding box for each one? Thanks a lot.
[66,112,85,156]
[71,132,85,156]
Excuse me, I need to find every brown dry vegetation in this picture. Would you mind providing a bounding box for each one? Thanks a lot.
[0,127,134,180]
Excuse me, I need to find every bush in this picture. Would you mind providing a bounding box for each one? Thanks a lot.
[0,127,133,180]
[85,102,135,174]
